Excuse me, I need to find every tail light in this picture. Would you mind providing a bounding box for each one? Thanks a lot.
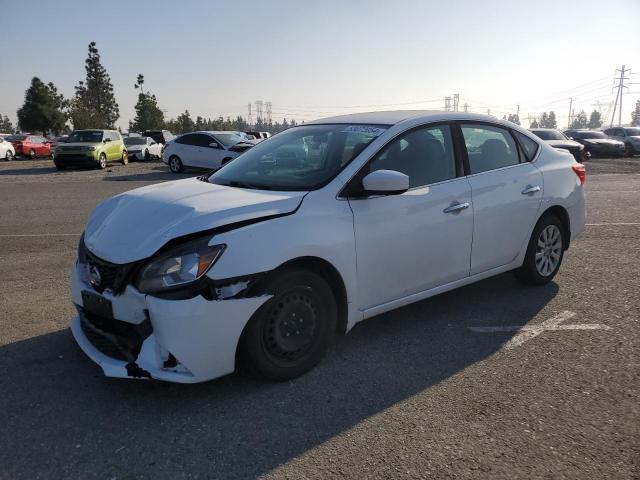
[572,164,586,185]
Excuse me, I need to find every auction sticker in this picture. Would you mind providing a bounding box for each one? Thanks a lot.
[341,126,387,136]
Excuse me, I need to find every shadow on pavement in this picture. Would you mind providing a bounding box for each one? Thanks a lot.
[0,273,558,479]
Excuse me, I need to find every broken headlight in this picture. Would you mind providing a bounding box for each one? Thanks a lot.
[136,238,226,294]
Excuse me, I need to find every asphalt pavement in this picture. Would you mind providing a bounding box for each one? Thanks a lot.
[0,156,638,479]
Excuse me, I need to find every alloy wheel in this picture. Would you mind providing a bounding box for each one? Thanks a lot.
[535,225,562,276]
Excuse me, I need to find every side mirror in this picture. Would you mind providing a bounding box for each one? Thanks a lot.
[362,169,409,195]
[103,138,111,143]
[209,142,219,149]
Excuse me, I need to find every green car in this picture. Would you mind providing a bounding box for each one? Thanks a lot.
[54,129,128,170]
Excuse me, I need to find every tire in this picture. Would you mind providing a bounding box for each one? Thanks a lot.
[5,151,13,161]
[515,214,565,285]
[144,149,150,162]
[97,153,107,169]
[54,162,66,170]
[625,143,633,157]
[121,150,128,165]
[168,155,184,173]
[29,149,36,159]
[238,268,336,381]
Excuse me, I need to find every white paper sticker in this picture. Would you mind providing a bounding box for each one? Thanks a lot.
[341,126,387,136]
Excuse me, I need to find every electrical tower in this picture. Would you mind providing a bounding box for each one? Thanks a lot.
[265,102,272,124]
[255,100,264,123]
[453,94,460,112]
[247,103,253,127]
[567,97,573,128]
[610,65,630,127]
[463,103,469,113]
[444,96,452,111]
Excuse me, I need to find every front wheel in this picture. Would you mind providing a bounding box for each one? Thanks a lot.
[238,268,336,381]
[144,149,150,162]
[5,151,13,161]
[168,155,184,173]
[515,215,565,285]
[97,153,107,169]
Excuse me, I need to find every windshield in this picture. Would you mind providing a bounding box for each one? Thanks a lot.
[124,137,147,146]
[624,128,640,136]
[579,131,607,139]
[532,130,567,141]
[209,124,386,191]
[214,133,246,146]
[7,135,27,141]
[67,131,103,143]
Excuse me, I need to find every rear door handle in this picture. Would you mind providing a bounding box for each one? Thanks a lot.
[443,202,470,214]
[521,185,541,195]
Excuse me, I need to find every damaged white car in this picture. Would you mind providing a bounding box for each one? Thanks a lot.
[71,111,586,383]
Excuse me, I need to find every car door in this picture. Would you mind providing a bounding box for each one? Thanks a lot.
[347,123,473,310]
[197,134,226,168]
[460,123,543,275]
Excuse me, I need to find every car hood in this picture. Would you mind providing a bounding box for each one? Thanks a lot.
[546,140,582,149]
[84,177,306,264]
[58,142,102,148]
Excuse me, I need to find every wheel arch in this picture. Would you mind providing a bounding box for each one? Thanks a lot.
[539,205,571,250]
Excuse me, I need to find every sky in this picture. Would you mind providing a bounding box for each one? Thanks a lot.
[1,0,639,130]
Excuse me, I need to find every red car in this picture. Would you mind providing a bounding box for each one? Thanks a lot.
[7,134,52,158]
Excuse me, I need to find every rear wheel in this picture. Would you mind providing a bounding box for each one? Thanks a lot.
[121,150,128,165]
[238,268,336,381]
[625,143,634,157]
[97,153,107,169]
[168,155,184,173]
[515,214,565,285]
[5,151,13,161]
[144,149,150,161]
[29,149,36,159]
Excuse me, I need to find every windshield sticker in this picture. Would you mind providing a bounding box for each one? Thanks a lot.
[341,126,387,136]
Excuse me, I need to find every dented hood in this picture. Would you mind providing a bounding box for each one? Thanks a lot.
[84,177,305,264]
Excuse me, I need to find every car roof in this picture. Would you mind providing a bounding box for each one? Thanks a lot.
[530,128,558,131]
[305,110,501,126]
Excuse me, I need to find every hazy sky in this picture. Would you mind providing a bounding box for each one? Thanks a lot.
[1,0,639,130]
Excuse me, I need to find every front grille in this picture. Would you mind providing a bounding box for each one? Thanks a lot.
[56,153,93,162]
[79,309,152,362]
[79,240,137,295]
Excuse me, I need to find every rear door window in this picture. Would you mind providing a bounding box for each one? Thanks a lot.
[461,124,520,174]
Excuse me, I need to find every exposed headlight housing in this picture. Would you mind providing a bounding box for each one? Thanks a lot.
[136,237,226,294]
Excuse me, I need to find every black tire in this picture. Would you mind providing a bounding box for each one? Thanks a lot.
[97,153,107,169]
[515,214,565,285]
[238,268,336,381]
[54,162,66,170]
[168,155,184,173]
[121,150,128,165]
[625,143,633,157]
[29,149,36,159]
[5,151,13,161]
[144,149,150,162]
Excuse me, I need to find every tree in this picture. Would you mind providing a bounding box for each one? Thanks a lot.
[587,110,602,129]
[570,110,588,129]
[69,42,119,129]
[530,118,539,128]
[16,77,68,134]
[0,114,14,132]
[129,74,164,132]
[631,100,640,127]
[507,114,520,125]
[546,111,557,129]
[165,110,195,133]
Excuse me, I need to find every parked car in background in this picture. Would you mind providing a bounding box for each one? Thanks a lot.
[602,127,640,156]
[124,136,163,161]
[0,136,16,161]
[142,130,174,147]
[70,111,586,383]
[530,128,589,162]
[563,129,625,157]
[162,131,254,173]
[246,131,271,140]
[54,130,128,170]
[7,134,52,158]
[48,135,69,157]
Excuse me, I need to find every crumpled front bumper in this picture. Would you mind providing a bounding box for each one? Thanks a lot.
[70,263,269,383]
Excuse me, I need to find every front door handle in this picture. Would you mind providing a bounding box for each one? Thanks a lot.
[443,202,470,214]
[521,185,541,195]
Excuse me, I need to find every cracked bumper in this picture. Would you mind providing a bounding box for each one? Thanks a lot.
[70,263,270,383]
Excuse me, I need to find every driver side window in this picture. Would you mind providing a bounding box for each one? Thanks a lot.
[368,124,456,188]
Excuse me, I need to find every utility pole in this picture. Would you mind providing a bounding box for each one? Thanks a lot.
[487,108,491,116]
[265,101,272,124]
[610,65,630,127]
[247,103,253,127]
[463,103,469,113]
[444,96,452,111]
[453,94,460,112]
[516,104,520,118]
[567,97,573,128]
[255,100,264,123]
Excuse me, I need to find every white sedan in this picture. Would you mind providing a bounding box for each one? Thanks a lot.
[123,136,162,161]
[162,131,254,173]
[70,111,586,383]
[0,136,15,161]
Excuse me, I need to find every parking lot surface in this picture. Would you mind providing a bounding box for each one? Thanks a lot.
[0,157,638,479]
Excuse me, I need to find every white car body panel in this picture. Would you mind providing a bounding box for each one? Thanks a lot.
[162,131,241,170]
[71,111,586,383]
[0,138,15,159]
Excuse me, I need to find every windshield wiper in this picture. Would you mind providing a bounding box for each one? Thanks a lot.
[219,180,272,190]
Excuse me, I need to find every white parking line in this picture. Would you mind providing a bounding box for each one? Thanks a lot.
[469,311,611,350]
[586,223,640,226]
[0,233,81,237]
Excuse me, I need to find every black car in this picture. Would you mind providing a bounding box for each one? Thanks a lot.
[603,127,640,156]
[530,129,589,162]
[142,130,175,148]
[563,130,625,157]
